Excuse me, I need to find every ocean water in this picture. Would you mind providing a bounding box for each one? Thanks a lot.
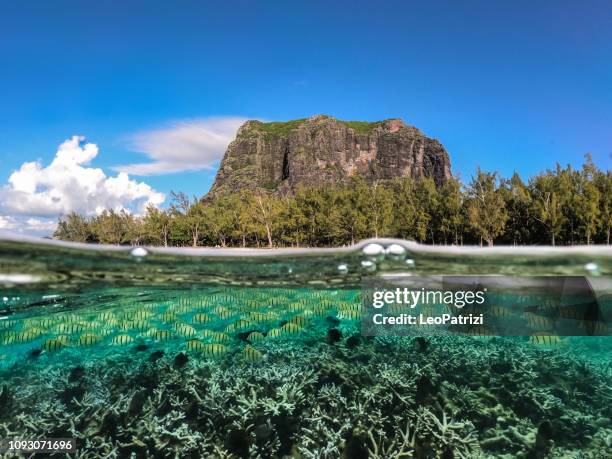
[0,235,610,458]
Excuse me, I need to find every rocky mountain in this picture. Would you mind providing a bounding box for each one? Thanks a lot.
[206,115,451,196]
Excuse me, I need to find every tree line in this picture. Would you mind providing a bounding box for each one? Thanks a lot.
[54,157,610,247]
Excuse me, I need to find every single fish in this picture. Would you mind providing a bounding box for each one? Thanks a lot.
[280,322,303,334]
[529,333,565,347]
[111,334,134,346]
[77,333,102,346]
[523,312,554,331]
[247,331,265,343]
[242,345,263,362]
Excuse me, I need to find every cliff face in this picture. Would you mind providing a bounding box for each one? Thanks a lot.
[207,115,451,196]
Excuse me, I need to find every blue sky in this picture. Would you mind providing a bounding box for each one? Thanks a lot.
[0,1,610,234]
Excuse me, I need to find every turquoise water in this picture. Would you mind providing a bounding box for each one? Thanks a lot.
[0,236,610,458]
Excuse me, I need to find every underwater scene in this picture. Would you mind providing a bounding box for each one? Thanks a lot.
[0,236,610,458]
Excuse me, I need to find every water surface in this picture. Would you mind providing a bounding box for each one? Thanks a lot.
[0,235,610,458]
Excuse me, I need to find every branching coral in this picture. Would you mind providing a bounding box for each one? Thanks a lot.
[0,334,609,458]
[367,420,417,458]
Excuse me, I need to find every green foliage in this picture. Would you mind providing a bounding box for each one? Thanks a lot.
[242,118,384,139]
[466,169,508,246]
[340,120,384,134]
[247,119,308,138]
[499,173,532,245]
[53,158,610,247]
[54,212,94,243]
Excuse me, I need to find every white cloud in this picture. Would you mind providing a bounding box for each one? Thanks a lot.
[25,218,58,233]
[0,216,58,237]
[0,216,18,230]
[0,136,165,236]
[114,116,246,175]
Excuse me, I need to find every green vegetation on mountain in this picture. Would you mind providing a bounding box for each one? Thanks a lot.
[242,119,308,139]
[339,120,384,134]
[55,156,610,247]
[240,117,384,139]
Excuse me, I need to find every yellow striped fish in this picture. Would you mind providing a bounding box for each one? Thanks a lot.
[523,312,554,331]
[152,329,173,342]
[243,345,263,362]
[3,328,43,344]
[60,314,82,324]
[42,338,67,352]
[159,312,178,323]
[247,331,265,342]
[0,320,17,330]
[175,323,197,338]
[77,333,102,346]
[102,317,119,328]
[529,333,565,347]
[266,328,283,339]
[489,305,513,318]
[169,304,192,314]
[287,316,308,327]
[248,312,272,324]
[111,334,134,346]
[192,313,212,325]
[557,305,586,321]
[97,311,116,321]
[287,302,303,312]
[85,320,104,330]
[280,322,303,334]
[200,329,230,342]
[268,296,288,306]
[120,320,149,332]
[306,305,328,318]
[185,339,206,351]
[200,343,228,357]
[132,309,154,320]
[54,323,85,334]
[28,317,57,329]
[225,319,253,333]
[338,301,360,312]
[338,309,361,320]
[214,307,233,320]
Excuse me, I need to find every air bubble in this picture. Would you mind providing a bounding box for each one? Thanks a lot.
[337,264,348,274]
[361,260,376,272]
[0,274,40,284]
[405,258,415,267]
[131,247,148,258]
[385,243,407,259]
[362,243,385,258]
[584,262,599,275]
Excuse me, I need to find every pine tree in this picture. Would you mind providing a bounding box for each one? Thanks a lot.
[91,209,133,245]
[501,173,532,245]
[437,178,464,245]
[143,205,172,247]
[369,181,394,239]
[54,212,94,242]
[593,169,611,244]
[466,169,508,246]
[530,170,566,246]
[574,156,601,244]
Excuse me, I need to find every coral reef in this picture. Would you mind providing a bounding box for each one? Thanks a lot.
[1,333,610,458]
